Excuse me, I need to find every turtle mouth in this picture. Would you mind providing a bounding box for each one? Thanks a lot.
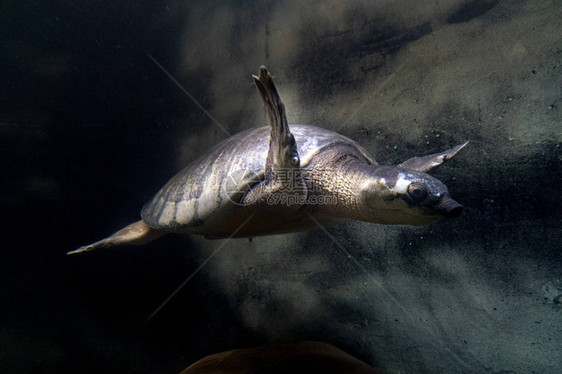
[438,195,463,219]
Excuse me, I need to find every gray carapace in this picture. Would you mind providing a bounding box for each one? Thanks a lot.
[68,66,467,255]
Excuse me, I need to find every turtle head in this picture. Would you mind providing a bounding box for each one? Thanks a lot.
[355,142,467,225]
[358,166,463,225]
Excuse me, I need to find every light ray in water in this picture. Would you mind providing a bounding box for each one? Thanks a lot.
[145,52,231,137]
[306,212,469,368]
[146,212,255,322]
[336,61,407,131]
[306,213,413,318]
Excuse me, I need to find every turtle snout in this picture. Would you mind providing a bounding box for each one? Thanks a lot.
[439,195,463,219]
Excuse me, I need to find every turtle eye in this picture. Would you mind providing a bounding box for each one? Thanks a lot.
[408,183,428,202]
[290,155,300,166]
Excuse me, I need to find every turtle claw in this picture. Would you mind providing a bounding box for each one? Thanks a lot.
[67,238,111,255]
[66,244,95,255]
[67,220,163,255]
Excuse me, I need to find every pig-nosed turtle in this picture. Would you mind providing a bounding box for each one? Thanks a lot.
[68,66,466,255]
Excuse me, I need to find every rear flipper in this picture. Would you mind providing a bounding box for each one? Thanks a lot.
[67,220,164,255]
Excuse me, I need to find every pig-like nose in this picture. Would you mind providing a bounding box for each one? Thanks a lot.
[440,195,463,218]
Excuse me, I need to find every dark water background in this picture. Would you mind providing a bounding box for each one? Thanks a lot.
[1,1,561,373]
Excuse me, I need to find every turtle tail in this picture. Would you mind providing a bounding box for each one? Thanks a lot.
[67,220,164,255]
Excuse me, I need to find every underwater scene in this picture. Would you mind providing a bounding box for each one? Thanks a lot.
[2,0,561,373]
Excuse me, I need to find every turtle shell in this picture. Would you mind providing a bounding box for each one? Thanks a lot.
[141,124,374,231]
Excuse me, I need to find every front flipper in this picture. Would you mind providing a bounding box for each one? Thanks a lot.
[253,66,301,176]
[398,141,468,173]
[244,67,306,207]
